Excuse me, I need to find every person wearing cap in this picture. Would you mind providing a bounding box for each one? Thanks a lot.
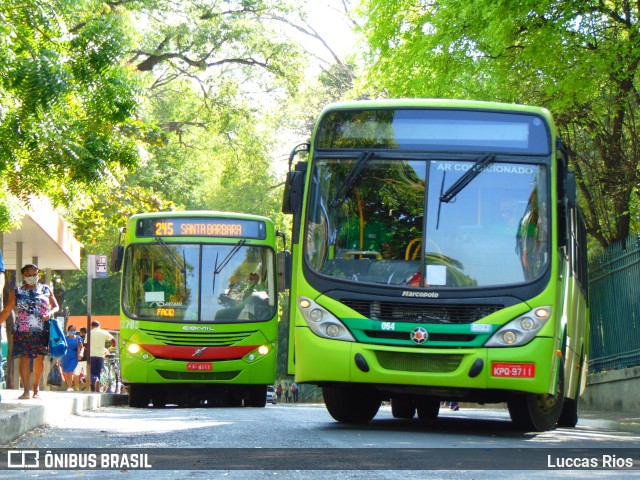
[89,320,115,392]
[0,264,59,399]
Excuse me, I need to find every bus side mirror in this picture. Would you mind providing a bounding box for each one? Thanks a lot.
[282,170,304,215]
[277,251,291,291]
[110,245,124,272]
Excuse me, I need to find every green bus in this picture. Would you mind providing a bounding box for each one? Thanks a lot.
[111,211,280,408]
[282,99,589,431]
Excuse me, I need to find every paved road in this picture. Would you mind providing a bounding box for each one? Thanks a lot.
[2,402,639,479]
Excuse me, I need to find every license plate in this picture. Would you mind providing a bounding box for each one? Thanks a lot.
[187,362,212,371]
[491,362,535,378]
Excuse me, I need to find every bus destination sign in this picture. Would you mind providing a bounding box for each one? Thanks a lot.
[136,217,266,239]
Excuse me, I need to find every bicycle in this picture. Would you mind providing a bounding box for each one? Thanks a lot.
[98,353,121,394]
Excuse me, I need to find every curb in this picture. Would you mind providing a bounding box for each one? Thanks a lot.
[0,389,128,445]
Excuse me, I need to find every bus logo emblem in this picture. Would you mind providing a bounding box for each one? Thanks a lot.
[192,347,207,357]
[410,327,428,344]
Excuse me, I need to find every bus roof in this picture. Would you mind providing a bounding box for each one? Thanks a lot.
[318,98,553,118]
[128,211,273,223]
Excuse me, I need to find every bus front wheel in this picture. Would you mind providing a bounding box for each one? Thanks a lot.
[128,384,150,408]
[245,385,267,407]
[323,385,381,424]
[507,361,564,432]
[416,397,440,421]
[391,397,416,419]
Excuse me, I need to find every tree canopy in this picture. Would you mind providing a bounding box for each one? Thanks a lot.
[0,0,144,229]
[358,0,640,248]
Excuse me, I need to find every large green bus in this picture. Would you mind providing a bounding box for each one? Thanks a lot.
[111,211,280,408]
[282,99,589,431]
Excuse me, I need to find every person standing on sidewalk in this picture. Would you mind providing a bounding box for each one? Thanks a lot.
[0,264,59,399]
[88,320,114,392]
[61,325,82,391]
[74,327,88,386]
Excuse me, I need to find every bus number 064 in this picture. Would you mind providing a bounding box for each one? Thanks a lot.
[381,322,395,331]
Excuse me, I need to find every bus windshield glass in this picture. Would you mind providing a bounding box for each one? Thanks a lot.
[122,243,276,322]
[305,157,549,288]
[316,109,550,153]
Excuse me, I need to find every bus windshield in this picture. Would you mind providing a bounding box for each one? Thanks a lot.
[122,243,276,322]
[305,157,549,288]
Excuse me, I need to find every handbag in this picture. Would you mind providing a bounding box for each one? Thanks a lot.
[47,360,63,387]
[49,319,68,358]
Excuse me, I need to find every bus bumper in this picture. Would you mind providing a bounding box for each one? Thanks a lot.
[294,326,556,395]
[120,348,277,385]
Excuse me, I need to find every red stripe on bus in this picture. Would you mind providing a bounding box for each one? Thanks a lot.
[140,344,256,360]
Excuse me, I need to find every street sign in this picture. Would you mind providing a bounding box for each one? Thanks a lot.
[87,254,108,279]
[96,255,108,279]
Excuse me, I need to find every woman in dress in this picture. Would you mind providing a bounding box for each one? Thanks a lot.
[0,264,59,399]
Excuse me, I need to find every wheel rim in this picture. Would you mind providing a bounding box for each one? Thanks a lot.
[537,367,563,414]
[536,394,559,414]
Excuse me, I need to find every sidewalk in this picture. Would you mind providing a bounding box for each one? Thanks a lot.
[0,389,128,445]
[578,408,640,435]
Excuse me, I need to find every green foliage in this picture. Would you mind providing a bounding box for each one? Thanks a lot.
[0,0,145,224]
[357,0,640,247]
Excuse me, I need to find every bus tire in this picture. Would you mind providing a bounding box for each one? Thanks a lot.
[391,398,416,419]
[507,359,565,432]
[152,389,167,408]
[323,385,381,424]
[416,397,440,421]
[245,385,267,407]
[558,350,584,428]
[128,384,150,408]
[558,398,578,427]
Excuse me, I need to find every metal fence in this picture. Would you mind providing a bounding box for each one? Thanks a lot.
[588,235,640,373]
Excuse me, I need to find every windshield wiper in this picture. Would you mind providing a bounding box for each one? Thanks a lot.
[155,236,186,275]
[213,239,246,294]
[439,153,496,203]
[214,239,246,275]
[329,151,374,208]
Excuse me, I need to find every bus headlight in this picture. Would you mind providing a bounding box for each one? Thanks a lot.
[243,345,271,363]
[126,343,154,362]
[298,296,355,342]
[485,307,551,347]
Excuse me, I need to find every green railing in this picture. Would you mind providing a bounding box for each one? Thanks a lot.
[588,235,640,373]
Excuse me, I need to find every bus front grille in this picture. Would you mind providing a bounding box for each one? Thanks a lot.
[343,300,503,324]
[141,328,256,346]
[364,330,477,342]
[156,370,240,381]
[375,351,462,373]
